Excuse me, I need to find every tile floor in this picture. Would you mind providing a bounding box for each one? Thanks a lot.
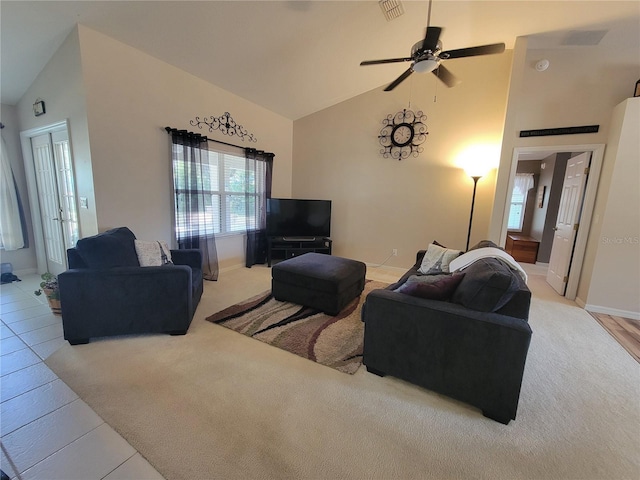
[0,274,164,480]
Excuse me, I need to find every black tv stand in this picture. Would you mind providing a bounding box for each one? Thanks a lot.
[282,236,318,242]
[267,237,332,267]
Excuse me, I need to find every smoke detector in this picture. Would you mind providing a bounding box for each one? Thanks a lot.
[379,0,404,21]
[535,59,550,72]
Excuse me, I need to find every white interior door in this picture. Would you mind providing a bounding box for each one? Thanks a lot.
[30,129,78,276]
[546,152,591,295]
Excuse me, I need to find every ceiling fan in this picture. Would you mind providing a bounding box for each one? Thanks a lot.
[360,2,505,91]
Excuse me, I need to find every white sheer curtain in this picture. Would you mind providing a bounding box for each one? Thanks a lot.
[513,173,534,196]
[0,135,25,250]
[507,173,535,231]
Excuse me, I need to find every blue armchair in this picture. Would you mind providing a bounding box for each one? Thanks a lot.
[58,227,203,345]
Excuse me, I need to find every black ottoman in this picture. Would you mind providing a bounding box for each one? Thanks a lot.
[272,253,367,316]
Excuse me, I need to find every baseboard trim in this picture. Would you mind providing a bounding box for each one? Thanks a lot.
[219,263,245,274]
[365,263,406,274]
[583,304,640,321]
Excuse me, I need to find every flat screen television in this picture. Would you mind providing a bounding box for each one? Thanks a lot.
[266,198,331,239]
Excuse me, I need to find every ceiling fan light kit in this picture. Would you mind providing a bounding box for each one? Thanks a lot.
[412,57,439,74]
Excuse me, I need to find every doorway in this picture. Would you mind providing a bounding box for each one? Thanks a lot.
[20,121,79,276]
[500,144,604,300]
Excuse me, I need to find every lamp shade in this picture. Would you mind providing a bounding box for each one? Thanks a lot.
[464,163,490,178]
[458,144,499,179]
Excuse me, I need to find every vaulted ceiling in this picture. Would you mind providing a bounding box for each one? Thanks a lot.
[1,1,638,120]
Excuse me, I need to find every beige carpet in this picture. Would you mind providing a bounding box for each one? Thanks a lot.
[46,266,640,480]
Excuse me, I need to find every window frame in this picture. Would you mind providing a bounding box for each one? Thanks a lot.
[172,145,257,239]
[507,192,528,232]
[507,173,535,233]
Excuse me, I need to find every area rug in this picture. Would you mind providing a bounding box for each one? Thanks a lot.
[206,280,387,374]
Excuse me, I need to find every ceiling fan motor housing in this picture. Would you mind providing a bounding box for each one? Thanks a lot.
[411,39,442,57]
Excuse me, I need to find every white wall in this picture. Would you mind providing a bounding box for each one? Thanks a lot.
[76,26,293,270]
[581,98,640,317]
[491,35,640,310]
[293,52,512,267]
[16,28,98,240]
[9,28,97,274]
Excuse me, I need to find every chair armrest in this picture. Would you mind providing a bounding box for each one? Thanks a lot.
[170,249,202,270]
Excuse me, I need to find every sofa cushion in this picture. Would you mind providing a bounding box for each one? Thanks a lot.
[451,258,520,312]
[396,273,465,300]
[135,240,173,266]
[418,243,462,274]
[76,227,140,269]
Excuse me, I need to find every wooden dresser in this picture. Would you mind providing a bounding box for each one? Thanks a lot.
[505,234,540,264]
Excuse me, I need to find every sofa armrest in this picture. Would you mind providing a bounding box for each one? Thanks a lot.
[170,249,202,270]
[361,288,532,422]
[58,265,194,342]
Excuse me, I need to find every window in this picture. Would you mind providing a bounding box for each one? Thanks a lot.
[507,173,534,231]
[173,145,262,238]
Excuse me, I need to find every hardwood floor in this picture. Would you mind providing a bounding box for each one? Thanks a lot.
[588,312,640,363]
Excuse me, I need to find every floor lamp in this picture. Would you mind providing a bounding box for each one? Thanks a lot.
[465,175,482,251]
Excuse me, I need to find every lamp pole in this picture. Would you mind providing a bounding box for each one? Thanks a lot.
[466,176,481,251]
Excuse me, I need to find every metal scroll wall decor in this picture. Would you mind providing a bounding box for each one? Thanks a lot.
[190,112,257,142]
[378,108,428,160]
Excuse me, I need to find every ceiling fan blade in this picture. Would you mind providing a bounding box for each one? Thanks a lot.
[422,26,442,51]
[441,42,505,59]
[384,67,414,91]
[360,57,413,66]
[432,64,460,88]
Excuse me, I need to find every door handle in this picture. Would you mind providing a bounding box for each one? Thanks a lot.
[553,227,558,231]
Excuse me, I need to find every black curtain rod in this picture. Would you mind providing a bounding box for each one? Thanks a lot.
[164,126,245,151]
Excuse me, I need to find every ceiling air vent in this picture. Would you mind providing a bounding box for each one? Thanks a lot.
[379,0,404,21]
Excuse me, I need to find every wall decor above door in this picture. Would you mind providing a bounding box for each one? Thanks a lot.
[378,108,428,160]
[190,112,257,142]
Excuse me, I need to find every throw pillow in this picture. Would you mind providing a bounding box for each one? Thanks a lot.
[135,240,173,267]
[418,243,462,275]
[396,273,465,300]
[450,258,520,312]
[75,227,140,269]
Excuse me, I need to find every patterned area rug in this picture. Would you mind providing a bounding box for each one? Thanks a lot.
[206,280,387,374]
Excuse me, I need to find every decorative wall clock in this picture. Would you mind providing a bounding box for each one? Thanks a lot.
[378,109,428,160]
